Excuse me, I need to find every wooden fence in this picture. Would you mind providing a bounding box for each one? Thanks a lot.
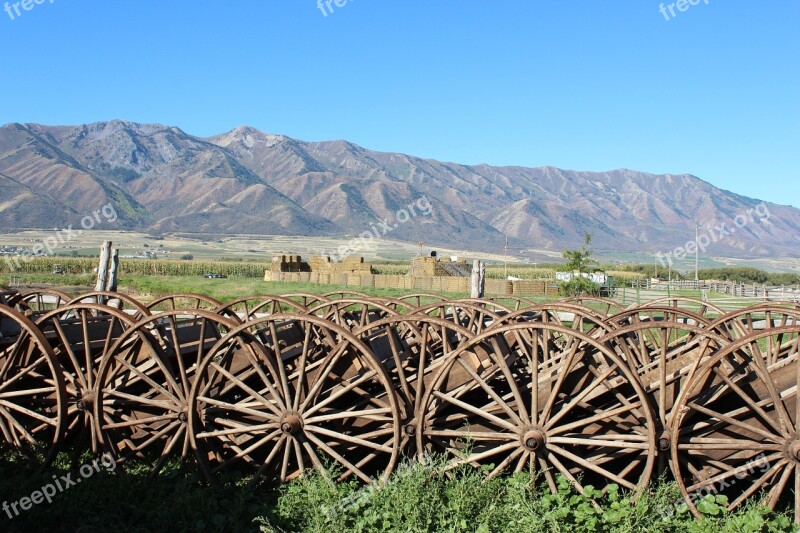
[264,271,560,297]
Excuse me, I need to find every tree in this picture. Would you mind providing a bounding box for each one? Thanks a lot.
[559,234,601,297]
[563,233,599,274]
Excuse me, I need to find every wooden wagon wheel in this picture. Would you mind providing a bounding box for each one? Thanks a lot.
[635,297,724,320]
[215,296,309,325]
[67,291,151,321]
[709,304,800,342]
[190,314,401,487]
[0,305,66,466]
[306,298,404,331]
[413,302,502,336]
[0,289,19,306]
[280,293,331,308]
[146,293,223,313]
[485,296,538,311]
[345,296,416,315]
[600,322,728,473]
[563,297,623,317]
[417,323,656,494]
[9,289,72,316]
[670,326,800,520]
[488,303,615,337]
[607,305,711,329]
[353,316,474,454]
[396,293,450,308]
[93,310,239,473]
[453,298,513,314]
[321,291,373,300]
[35,303,140,454]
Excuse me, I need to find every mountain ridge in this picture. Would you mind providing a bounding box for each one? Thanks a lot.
[1,120,798,259]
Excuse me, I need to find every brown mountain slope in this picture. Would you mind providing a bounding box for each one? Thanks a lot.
[212,125,800,256]
[1,120,798,258]
[4,122,335,236]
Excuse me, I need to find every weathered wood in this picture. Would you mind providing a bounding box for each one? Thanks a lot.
[471,260,485,298]
[95,241,112,292]
[107,248,119,292]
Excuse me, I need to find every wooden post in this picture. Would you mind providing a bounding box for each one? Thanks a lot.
[471,260,485,298]
[95,241,112,292]
[107,248,120,292]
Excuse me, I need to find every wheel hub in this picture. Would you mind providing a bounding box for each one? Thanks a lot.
[522,429,546,451]
[281,413,303,435]
[76,392,94,412]
[789,440,800,462]
[658,431,671,452]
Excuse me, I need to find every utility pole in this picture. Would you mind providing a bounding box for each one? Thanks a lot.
[654,255,658,279]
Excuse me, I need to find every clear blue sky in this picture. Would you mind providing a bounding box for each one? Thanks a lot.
[1,1,798,206]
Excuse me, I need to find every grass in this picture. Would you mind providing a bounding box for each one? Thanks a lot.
[0,451,795,532]
[4,272,474,303]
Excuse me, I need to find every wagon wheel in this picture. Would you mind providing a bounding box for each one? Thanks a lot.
[280,293,331,308]
[670,326,800,520]
[709,304,800,342]
[93,310,239,474]
[190,314,401,487]
[146,293,223,313]
[321,296,415,315]
[637,297,724,320]
[396,293,449,308]
[488,303,615,337]
[0,290,19,307]
[215,296,309,325]
[486,296,538,311]
[67,291,151,321]
[453,298,513,314]
[418,323,657,495]
[321,291,373,300]
[600,322,728,473]
[306,298,403,331]
[0,305,66,467]
[35,304,139,453]
[563,297,623,317]
[10,289,72,316]
[353,316,474,454]
[607,305,710,329]
[413,302,502,335]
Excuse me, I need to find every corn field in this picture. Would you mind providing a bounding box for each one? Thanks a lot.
[1,257,649,286]
[1,257,270,278]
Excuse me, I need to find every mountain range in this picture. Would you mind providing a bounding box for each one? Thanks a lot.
[1,120,798,259]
